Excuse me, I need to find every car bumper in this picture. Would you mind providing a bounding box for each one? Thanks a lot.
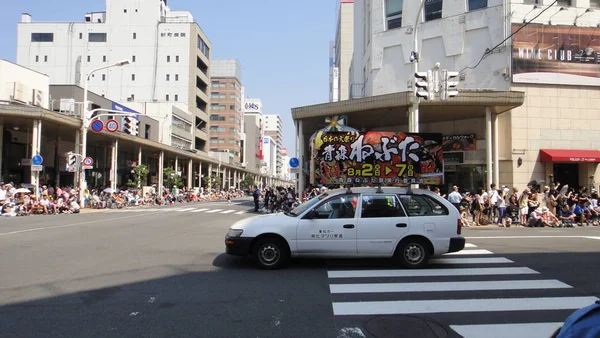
[225,236,254,256]
[448,237,465,253]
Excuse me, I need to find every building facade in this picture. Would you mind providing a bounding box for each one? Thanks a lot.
[331,0,354,101]
[343,0,600,192]
[263,114,284,176]
[243,98,263,172]
[16,0,211,152]
[209,60,243,163]
[262,136,277,176]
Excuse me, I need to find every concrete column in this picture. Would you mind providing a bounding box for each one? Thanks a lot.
[0,123,3,182]
[110,139,118,190]
[298,119,305,194]
[74,130,80,186]
[222,167,227,190]
[485,107,493,188]
[198,162,202,188]
[55,136,61,187]
[187,159,193,189]
[233,171,237,189]
[228,170,232,190]
[174,156,179,172]
[493,113,500,186]
[138,146,142,166]
[31,120,39,197]
[158,151,164,196]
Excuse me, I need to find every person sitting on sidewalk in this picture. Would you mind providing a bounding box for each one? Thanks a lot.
[557,204,576,227]
[539,207,562,228]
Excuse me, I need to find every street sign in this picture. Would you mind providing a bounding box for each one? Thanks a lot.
[82,157,94,169]
[32,155,43,166]
[31,165,43,172]
[91,120,104,133]
[106,119,119,132]
[289,157,300,168]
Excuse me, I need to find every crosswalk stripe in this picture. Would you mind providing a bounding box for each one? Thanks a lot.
[191,208,209,213]
[332,296,599,316]
[220,210,235,214]
[430,257,513,264]
[444,249,493,255]
[235,211,248,214]
[206,209,223,213]
[329,279,572,294]
[450,322,564,338]
[176,208,196,212]
[327,267,539,279]
[464,243,477,248]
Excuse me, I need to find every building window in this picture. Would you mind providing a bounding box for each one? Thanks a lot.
[174,94,178,101]
[197,35,210,57]
[210,115,226,121]
[88,33,107,42]
[166,74,170,81]
[87,55,91,62]
[166,94,170,101]
[468,0,487,10]
[161,33,166,37]
[424,0,443,21]
[132,74,136,81]
[79,32,83,39]
[175,74,179,81]
[176,55,179,62]
[557,0,571,5]
[167,55,170,62]
[210,104,226,110]
[133,32,137,39]
[131,94,135,100]
[124,9,127,13]
[175,33,179,37]
[181,33,186,37]
[44,55,48,62]
[31,33,54,42]
[172,116,192,132]
[145,125,150,139]
[132,55,136,62]
[230,105,235,110]
[102,74,106,81]
[385,0,403,30]
[591,0,600,7]
[103,55,107,62]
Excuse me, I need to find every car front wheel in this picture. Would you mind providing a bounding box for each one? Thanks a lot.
[396,239,430,269]
[252,237,290,270]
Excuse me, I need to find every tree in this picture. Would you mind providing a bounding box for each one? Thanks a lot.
[204,174,221,190]
[241,176,255,189]
[163,167,183,188]
[127,164,149,188]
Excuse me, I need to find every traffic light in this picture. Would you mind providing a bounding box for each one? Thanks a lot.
[414,70,433,100]
[123,116,139,136]
[441,70,460,101]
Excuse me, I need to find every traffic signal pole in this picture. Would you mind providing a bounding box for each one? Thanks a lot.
[409,0,426,135]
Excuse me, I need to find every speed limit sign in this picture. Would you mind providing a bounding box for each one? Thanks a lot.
[106,119,119,132]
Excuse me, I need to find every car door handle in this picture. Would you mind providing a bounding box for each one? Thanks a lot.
[396,223,408,228]
[343,224,355,229]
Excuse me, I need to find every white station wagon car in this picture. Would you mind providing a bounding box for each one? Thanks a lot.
[225,186,465,269]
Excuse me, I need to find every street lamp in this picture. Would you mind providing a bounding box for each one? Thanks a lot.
[79,59,130,206]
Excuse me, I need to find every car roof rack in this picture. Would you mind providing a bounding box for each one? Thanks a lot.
[344,184,353,194]
[375,185,383,194]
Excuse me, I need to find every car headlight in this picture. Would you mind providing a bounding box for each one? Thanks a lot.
[227,229,244,238]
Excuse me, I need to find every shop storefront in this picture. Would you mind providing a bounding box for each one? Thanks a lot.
[443,134,486,194]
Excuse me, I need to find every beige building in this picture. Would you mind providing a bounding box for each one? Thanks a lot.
[209,60,243,163]
[330,0,354,102]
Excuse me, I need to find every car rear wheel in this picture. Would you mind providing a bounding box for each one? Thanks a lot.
[396,238,430,269]
[252,237,289,270]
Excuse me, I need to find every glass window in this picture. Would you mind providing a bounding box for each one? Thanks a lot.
[132,55,136,62]
[31,33,54,42]
[312,195,358,219]
[175,74,179,81]
[133,32,137,39]
[385,0,403,29]
[88,33,107,42]
[557,0,571,6]
[590,0,599,7]
[398,194,449,217]
[197,35,210,57]
[468,0,487,11]
[131,74,135,81]
[424,0,443,21]
[361,195,406,218]
[176,55,180,62]
[292,193,329,217]
[167,55,171,62]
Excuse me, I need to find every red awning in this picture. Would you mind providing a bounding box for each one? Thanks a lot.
[539,149,600,163]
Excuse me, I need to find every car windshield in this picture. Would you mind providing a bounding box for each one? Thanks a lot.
[286,193,329,217]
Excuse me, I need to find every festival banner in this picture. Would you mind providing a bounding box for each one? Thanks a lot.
[313,131,444,186]
[512,23,600,86]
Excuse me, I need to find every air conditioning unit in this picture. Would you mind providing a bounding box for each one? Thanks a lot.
[12,82,28,103]
[32,89,43,107]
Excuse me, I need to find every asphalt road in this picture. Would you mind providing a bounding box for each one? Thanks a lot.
[0,200,599,338]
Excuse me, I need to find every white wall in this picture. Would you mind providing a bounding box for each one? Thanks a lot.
[0,60,49,108]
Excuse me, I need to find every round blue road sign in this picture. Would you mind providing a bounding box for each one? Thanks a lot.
[32,155,43,165]
[91,120,104,133]
[289,157,300,168]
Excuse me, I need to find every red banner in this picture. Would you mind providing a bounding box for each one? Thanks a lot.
[314,131,444,186]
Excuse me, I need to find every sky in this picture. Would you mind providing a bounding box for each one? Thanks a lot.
[0,0,338,155]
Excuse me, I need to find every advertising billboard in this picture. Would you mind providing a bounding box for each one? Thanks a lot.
[313,131,444,186]
[442,134,476,152]
[243,99,262,113]
[512,23,600,86]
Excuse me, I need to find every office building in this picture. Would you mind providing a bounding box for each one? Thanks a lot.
[243,98,263,172]
[330,0,354,101]
[263,114,284,176]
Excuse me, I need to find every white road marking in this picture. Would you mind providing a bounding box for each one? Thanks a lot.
[430,257,513,264]
[332,296,599,316]
[584,236,600,240]
[191,208,209,213]
[176,208,196,212]
[464,243,477,248]
[451,322,564,338]
[444,249,493,255]
[206,209,223,213]
[220,210,235,214]
[327,267,539,279]
[465,235,584,239]
[329,279,571,294]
